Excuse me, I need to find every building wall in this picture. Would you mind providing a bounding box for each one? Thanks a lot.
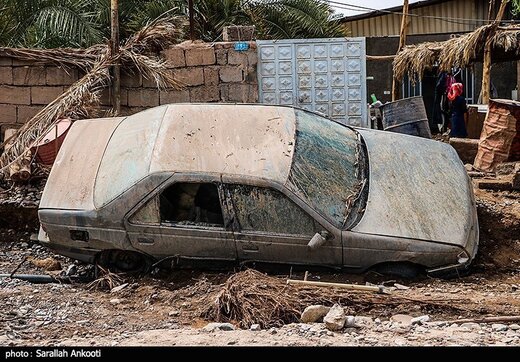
[342,0,509,37]
[0,41,258,140]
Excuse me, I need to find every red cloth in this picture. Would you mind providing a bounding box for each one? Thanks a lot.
[448,82,464,101]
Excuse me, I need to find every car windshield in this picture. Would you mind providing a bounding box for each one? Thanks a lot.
[287,110,367,229]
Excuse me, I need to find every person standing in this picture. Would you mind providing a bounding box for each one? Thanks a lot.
[448,82,468,138]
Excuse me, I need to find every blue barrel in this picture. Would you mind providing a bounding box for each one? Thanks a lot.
[381,96,432,139]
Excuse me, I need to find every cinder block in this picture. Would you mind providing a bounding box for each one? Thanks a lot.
[248,84,259,103]
[46,67,78,86]
[0,58,13,66]
[219,67,243,83]
[127,89,159,107]
[0,86,31,105]
[227,50,248,66]
[31,86,63,105]
[17,105,43,123]
[0,67,13,85]
[222,26,255,42]
[247,50,258,66]
[13,66,46,85]
[121,71,142,87]
[214,43,234,50]
[449,138,479,164]
[0,104,17,123]
[162,47,186,68]
[215,49,227,65]
[185,46,216,66]
[173,67,204,86]
[160,89,190,104]
[204,67,219,86]
[227,83,249,102]
[101,88,128,106]
[189,86,220,102]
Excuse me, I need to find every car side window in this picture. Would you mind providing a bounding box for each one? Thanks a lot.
[228,184,320,236]
[130,182,225,228]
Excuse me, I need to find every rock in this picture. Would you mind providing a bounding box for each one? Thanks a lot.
[109,298,122,305]
[323,304,346,331]
[250,324,261,331]
[110,283,129,293]
[390,314,413,327]
[460,322,481,331]
[492,323,508,332]
[168,310,180,317]
[345,316,358,328]
[509,324,520,331]
[394,283,410,290]
[300,305,330,323]
[354,316,373,327]
[65,265,77,276]
[202,322,235,332]
[20,242,29,249]
[269,328,277,335]
[28,257,62,271]
[411,315,430,325]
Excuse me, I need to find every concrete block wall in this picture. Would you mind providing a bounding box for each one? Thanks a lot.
[0,41,259,137]
[100,41,259,116]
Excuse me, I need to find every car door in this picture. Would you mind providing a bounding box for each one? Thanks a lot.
[125,181,237,264]
[226,183,342,267]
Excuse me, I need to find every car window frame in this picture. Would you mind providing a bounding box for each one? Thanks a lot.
[125,173,232,232]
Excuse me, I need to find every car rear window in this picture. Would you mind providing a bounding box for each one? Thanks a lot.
[287,110,364,228]
[94,106,167,208]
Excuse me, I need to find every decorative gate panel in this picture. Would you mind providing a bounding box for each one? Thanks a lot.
[257,38,367,127]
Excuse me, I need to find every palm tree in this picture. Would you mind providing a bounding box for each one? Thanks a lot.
[0,0,346,48]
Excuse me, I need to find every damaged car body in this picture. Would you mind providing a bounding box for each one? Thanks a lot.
[38,103,479,277]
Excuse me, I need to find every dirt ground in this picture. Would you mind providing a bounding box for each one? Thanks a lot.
[1,185,520,346]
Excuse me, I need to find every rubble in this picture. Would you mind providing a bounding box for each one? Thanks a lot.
[203,323,235,332]
[300,305,330,323]
[323,304,346,331]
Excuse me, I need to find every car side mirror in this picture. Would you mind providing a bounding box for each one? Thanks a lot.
[308,231,330,250]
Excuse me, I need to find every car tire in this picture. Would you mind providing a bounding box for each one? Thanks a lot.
[96,250,152,275]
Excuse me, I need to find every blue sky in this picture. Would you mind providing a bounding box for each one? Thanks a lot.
[331,0,422,17]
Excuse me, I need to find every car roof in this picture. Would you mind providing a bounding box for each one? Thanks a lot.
[42,104,298,210]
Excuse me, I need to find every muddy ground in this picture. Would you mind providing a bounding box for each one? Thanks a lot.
[1,186,519,346]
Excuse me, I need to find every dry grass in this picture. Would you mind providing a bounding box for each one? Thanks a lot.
[394,24,520,82]
[199,269,474,329]
[87,266,125,291]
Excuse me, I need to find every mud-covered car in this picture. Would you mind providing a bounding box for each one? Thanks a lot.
[38,104,478,277]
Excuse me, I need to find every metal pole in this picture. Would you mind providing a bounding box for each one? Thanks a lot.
[188,0,195,41]
[111,0,121,115]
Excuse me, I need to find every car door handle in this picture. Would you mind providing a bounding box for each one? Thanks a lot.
[241,242,259,252]
[137,237,154,244]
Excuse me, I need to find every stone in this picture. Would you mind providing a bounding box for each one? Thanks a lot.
[269,328,277,334]
[300,305,330,323]
[65,265,77,276]
[110,283,129,293]
[226,83,249,102]
[17,105,44,123]
[121,72,142,87]
[492,323,508,332]
[354,316,373,327]
[0,104,16,123]
[0,86,31,105]
[411,315,430,325]
[460,322,481,331]
[159,89,190,104]
[203,67,220,86]
[323,304,346,331]
[13,66,46,85]
[222,26,255,42]
[219,67,243,83]
[30,86,63,105]
[449,137,479,164]
[127,89,159,107]
[250,324,261,331]
[172,67,204,86]
[509,324,520,330]
[109,298,122,305]
[0,67,13,85]
[185,46,216,66]
[215,49,228,65]
[227,50,248,66]
[513,172,520,191]
[394,283,410,290]
[390,314,413,326]
[46,67,78,86]
[162,47,186,68]
[168,310,180,317]
[345,316,358,328]
[202,322,235,332]
[495,162,519,176]
[189,86,219,102]
[477,179,512,191]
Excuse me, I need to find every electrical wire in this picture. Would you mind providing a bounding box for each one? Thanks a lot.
[324,0,517,25]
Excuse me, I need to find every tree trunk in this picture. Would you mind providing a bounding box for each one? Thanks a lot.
[111,0,121,115]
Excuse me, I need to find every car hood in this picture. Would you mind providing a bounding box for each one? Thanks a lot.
[352,128,476,248]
